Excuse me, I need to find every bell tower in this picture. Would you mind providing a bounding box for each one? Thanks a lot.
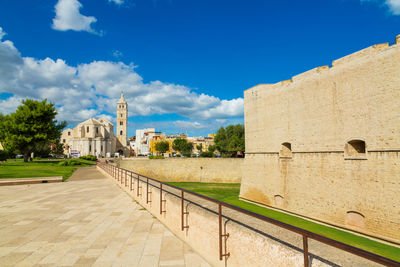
[116,92,128,148]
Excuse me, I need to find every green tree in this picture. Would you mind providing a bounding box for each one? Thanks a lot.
[214,124,245,157]
[155,141,170,155]
[172,138,193,155]
[0,150,8,162]
[51,141,65,157]
[0,99,66,162]
[196,143,203,153]
[207,144,216,153]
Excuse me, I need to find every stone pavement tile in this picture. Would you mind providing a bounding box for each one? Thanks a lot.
[14,252,48,267]
[57,253,80,266]
[14,241,47,253]
[138,255,159,267]
[142,235,163,256]
[93,241,124,265]
[0,247,17,258]
[159,261,185,267]
[184,253,212,267]
[112,246,143,266]
[0,252,31,266]
[72,256,97,266]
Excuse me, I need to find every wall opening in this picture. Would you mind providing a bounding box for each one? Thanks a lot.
[346,211,365,229]
[280,142,292,158]
[345,140,366,157]
[274,195,284,208]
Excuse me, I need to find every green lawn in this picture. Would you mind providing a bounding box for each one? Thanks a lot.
[167,182,400,262]
[0,159,95,181]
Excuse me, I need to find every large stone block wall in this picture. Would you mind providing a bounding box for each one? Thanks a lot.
[240,38,400,243]
[119,158,243,183]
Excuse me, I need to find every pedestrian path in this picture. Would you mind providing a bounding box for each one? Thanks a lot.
[0,167,210,267]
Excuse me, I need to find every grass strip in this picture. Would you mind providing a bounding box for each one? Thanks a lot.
[0,159,95,181]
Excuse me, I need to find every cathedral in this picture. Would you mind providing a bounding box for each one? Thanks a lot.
[61,93,130,157]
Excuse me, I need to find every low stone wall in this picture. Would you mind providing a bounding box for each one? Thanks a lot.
[118,158,243,183]
[97,165,346,267]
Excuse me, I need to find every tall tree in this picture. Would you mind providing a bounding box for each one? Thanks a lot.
[196,143,203,153]
[214,124,245,157]
[155,141,170,155]
[0,99,66,162]
[172,138,193,156]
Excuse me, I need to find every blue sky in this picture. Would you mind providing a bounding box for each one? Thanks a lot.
[0,0,399,137]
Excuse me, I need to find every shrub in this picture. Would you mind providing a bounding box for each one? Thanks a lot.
[182,152,192,158]
[199,151,214,158]
[58,159,84,166]
[0,150,9,162]
[79,155,97,161]
[149,155,164,159]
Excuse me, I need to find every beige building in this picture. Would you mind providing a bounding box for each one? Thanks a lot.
[240,35,400,243]
[61,117,116,157]
[62,92,130,157]
[116,93,129,156]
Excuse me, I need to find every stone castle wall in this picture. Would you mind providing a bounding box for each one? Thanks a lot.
[240,37,400,243]
[119,158,243,183]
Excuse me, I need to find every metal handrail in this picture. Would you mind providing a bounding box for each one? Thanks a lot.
[97,162,400,267]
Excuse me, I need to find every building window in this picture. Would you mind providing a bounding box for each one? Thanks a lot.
[101,145,103,152]
[120,131,123,135]
[96,127,98,134]
[87,126,89,133]
[120,113,123,118]
[280,142,292,158]
[63,139,66,143]
[89,145,92,152]
[120,121,123,125]
[345,140,366,158]
[68,132,71,136]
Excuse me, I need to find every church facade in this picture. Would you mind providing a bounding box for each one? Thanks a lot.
[61,93,129,157]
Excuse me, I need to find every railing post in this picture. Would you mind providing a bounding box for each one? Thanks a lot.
[181,190,189,231]
[303,235,309,267]
[160,183,163,214]
[181,190,184,231]
[137,175,141,197]
[146,178,149,204]
[130,172,133,191]
[218,204,230,261]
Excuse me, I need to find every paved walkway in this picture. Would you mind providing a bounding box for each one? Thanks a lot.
[0,167,210,267]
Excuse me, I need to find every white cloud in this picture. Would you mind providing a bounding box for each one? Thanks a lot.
[0,97,23,115]
[109,0,124,5]
[174,121,207,130]
[52,0,99,34]
[361,0,400,15]
[0,26,244,128]
[386,0,400,14]
[0,27,6,40]
[112,50,123,58]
